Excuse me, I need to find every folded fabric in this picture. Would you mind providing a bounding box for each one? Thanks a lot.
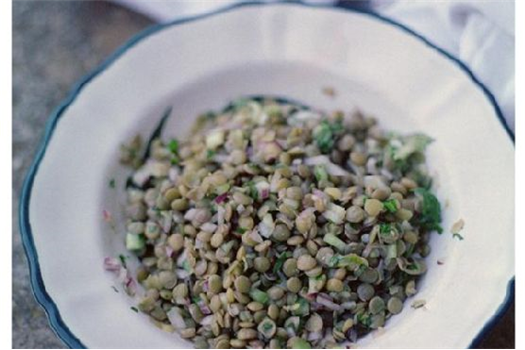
[112,0,514,132]
[374,0,514,131]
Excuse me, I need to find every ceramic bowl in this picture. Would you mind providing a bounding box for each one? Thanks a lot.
[20,3,514,348]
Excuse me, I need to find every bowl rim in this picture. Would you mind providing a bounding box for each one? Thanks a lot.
[18,1,515,348]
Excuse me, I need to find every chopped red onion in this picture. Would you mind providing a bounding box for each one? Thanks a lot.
[102,209,113,223]
[103,257,121,272]
[308,331,323,341]
[316,294,342,311]
[304,292,319,301]
[312,189,328,201]
[275,139,288,149]
[184,208,197,221]
[255,181,270,200]
[124,276,136,296]
[198,300,212,315]
[215,192,228,204]
[200,315,215,326]
[165,246,174,258]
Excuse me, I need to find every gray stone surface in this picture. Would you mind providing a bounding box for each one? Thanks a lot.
[12,2,152,348]
[12,1,513,348]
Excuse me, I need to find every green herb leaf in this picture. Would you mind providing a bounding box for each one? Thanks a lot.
[273,251,292,274]
[409,169,432,189]
[182,260,191,272]
[313,165,328,182]
[130,306,139,313]
[357,313,372,328]
[262,321,273,332]
[336,254,369,270]
[109,178,116,189]
[119,254,127,268]
[250,289,269,304]
[206,149,216,159]
[291,297,310,316]
[379,223,392,234]
[235,227,247,234]
[246,181,258,200]
[168,139,179,154]
[383,199,398,213]
[413,188,443,233]
[313,121,336,153]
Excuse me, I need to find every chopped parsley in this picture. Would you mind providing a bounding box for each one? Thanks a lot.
[413,188,443,233]
[118,254,127,268]
[383,199,398,213]
[182,260,191,272]
[206,149,216,159]
[109,178,116,189]
[168,139,179,154]
[262,322,274,332]
[313,165,328,182]
[168,138,180,165]
[130,306,139,313]
[357,313,372,328]
[246,181,258,200]
[379,223,392,234]
[313,120,342,153]
[273,251,292,274]
[235,227,247,234]
[291,297,310,316]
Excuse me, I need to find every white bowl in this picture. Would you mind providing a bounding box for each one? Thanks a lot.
[20,3,514,348]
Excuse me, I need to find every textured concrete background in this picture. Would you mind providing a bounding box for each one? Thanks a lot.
[12,1,514,348]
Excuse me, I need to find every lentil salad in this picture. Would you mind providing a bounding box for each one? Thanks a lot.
[108,97,443,348]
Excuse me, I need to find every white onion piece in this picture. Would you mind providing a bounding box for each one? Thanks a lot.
[200,222,217,233]
[167,308,186,330]
[316,294,342,311]
[305,156,350,177]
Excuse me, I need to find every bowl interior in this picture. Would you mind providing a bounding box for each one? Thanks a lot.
[27,4,513,348]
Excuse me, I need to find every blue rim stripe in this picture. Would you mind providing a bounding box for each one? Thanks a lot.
[18,2,514,349]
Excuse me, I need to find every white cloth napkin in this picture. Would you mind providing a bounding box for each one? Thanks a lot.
[113,0,515,132]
